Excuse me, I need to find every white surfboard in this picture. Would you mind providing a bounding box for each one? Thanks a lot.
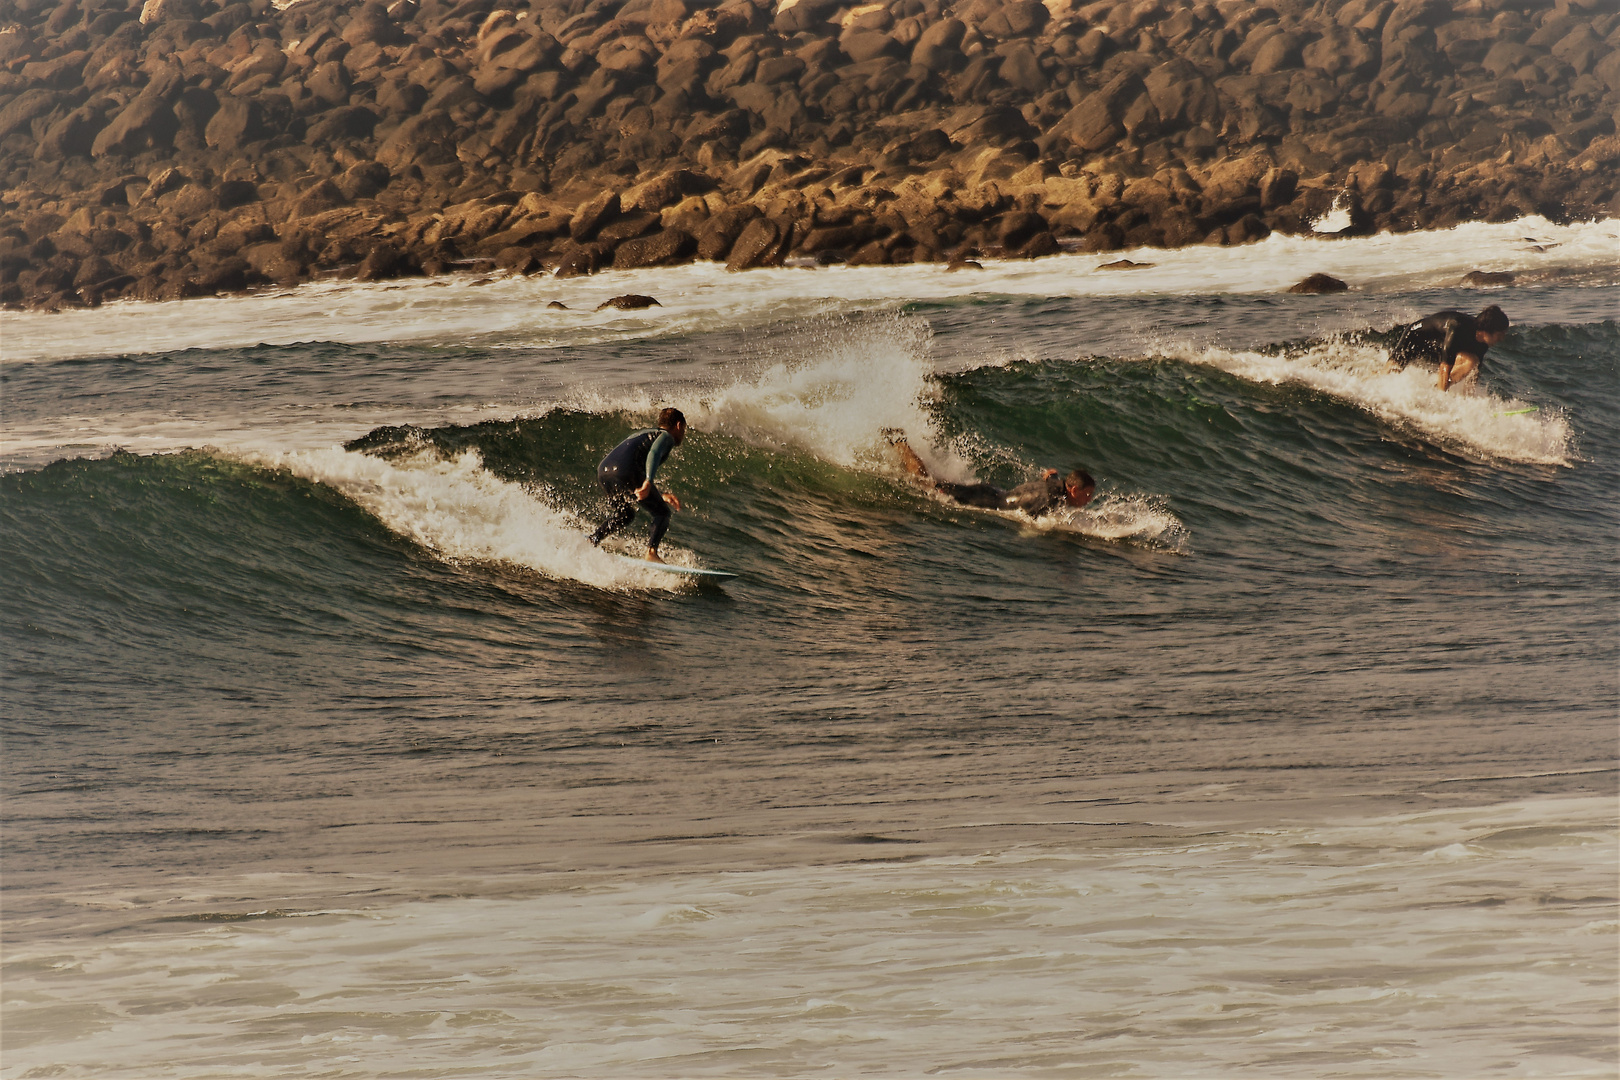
[614,555,737,580]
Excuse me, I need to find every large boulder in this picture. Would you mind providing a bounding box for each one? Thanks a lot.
[91,88,179,157]
[1040,74,1143,153]
[0,89,61,139]
[204,97,268,152]
[725,216,783,270]
[38,105,107,159]
[696,204,761,260]
[376,111,458,167]
[611,228,696,269]
[569,190,621,241]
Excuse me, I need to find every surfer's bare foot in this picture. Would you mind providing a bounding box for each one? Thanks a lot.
[646,549,665,564]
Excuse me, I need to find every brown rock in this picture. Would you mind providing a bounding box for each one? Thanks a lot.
[495,246,542,274]
[552,241,610,278]
[595,293,662,310]
[1259,167,1298,210]
[596,212,662,245]
[1461,270,1515,287]
[356,242,414,281]
[1018,230,1060,258]
[336,162,392,201]
[1287,273,1348,293]
[569,190,621,242]
[1098,259,1154,270]
[376,111,458,168]
[39,105,107,160]
[204,97,268,152]
[0,89,61,140]
[624,169,714,213]
[91,88,179,157]
[697,204,761,260]
[292,179,347,218]
[725,216,783,270]
[1041,74,1143,154]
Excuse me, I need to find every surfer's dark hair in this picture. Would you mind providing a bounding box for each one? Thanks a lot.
[1476,305,1509,333]
[657,407,686,429]
[1066,468,1095,491]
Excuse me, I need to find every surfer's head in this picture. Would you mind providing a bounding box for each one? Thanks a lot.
[1476,305,1509,343]
[1064,468,1095,508]
[658,407,687,444]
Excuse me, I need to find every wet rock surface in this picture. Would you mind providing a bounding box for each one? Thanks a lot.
[2,0,1616,309]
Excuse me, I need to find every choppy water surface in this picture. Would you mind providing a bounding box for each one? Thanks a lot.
[3,219,1617,1077]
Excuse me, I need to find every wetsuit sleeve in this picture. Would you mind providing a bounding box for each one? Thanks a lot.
[643,430,673,486]
[1438,317,1463,365]
[1005,475,1063,516]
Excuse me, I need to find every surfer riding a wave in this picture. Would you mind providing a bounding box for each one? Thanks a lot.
[885,430,1096,517]
[589,407,686,564]
[1389,305,1510,392]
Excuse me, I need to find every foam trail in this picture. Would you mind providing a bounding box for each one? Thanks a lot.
[1166,339,1573,465]
[1044,492,1191,551]
[237,446,690,591]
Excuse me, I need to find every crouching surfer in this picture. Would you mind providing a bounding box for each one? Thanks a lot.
[589,407,686,563]
[886,431,1096,517]
[1389,305,1510,391]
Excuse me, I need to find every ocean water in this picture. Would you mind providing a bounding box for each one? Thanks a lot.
[2,218,1617,1078]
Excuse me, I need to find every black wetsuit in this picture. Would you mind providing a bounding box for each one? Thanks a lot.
[935,473,1067,516]
[1390,311,1493,371]
[588,427,677,550]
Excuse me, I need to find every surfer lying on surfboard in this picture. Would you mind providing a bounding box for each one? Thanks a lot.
[885,431,1096,517]
[589,407,686,564]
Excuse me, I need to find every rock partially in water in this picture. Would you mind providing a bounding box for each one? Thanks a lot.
[1287,273,1349,294]
[596,294,661,311]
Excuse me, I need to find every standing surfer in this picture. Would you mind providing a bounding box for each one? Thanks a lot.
[589,408,686,563]
[886,432,1096,517]
[1389,305,1510,391]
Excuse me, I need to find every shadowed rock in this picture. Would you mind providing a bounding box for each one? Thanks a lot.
[1287,273,1349,294]
[596,294,660,310]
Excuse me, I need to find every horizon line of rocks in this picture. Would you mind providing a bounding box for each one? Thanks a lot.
[2,0,1618,309]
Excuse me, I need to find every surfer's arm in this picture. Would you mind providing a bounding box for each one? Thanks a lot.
[635,431,674,500]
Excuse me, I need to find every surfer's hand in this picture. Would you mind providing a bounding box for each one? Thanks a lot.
[664,492,681,512]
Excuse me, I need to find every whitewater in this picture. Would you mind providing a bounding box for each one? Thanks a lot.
[2,217,1616,1077]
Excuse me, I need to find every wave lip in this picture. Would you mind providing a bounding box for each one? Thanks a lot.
[1164,339,1574,467]
[237,446,695,592]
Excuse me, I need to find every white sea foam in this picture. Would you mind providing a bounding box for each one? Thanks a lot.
[4,216,1614,364]
[4,795,1612,1078]
[692,315,985,478]
[1163,337,1575,465]
[236,445,693,591]
[1041,491,1192,550]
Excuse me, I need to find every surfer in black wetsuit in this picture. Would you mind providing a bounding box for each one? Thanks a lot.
[1389,305,1509,391]
[887,433,1095,517]
[588,407,686,563]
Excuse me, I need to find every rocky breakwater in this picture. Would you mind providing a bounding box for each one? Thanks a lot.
[1,0,1616,310]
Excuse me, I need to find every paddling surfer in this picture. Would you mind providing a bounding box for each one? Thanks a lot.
[886,432,1096,517]
[588,408,686,563]
[1389,305,1510,391]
